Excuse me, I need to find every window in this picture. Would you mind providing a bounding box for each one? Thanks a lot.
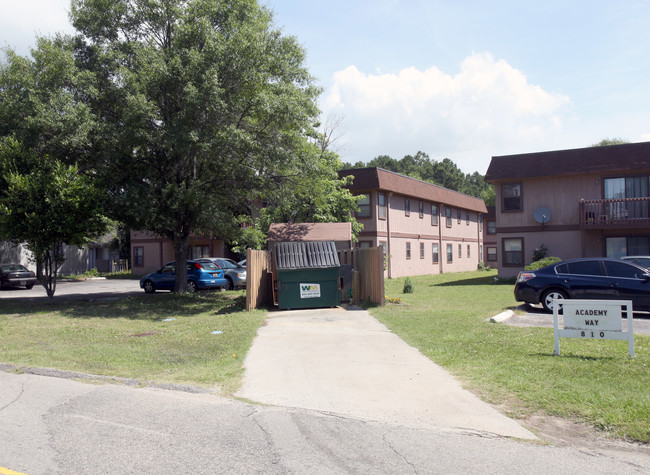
[431,204,439,226]
[503,238,523,266]
[378,193,386,219]
[458,244,462,258]
[487,221,496,234]
[487,247,497,261]
[446,207,452,227]
[432,243,439,263]
[467,244,471,258]
[457,209,462,224]
[466,211,470,225]
[605,260,643,278]
[447,244,453,263]
[556,260,603,276]
[133,247,144,267]
[606,236,650,257]
[405,198,411,216]
[420,242,425,259]
[406,242,411,259]
[358,241,372,249]
[379,241,387,258]
[502,183,522,211]
[419,201,424,218]
[479,214,483,232]
[479,245,483,258]
[189,245,209,259]
[357,194,370,218]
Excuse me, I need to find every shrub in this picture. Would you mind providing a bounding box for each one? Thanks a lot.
[477,261,491,271]
[532,244,548,262]
[403,277,414,294]
[525,256,561,271]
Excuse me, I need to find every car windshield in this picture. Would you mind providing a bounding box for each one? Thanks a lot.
[1,264,28,272]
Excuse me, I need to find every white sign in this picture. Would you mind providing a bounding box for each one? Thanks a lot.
[299,283,321,299]
[554,300,634,358]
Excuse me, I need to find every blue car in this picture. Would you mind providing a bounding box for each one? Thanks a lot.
[140,260,227,293]
[514,257,650,312]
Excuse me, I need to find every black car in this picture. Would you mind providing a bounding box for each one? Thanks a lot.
[0,264,37,289]
[514,257,650,312]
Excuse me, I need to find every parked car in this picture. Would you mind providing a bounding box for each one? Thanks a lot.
[514,257,650,312]
[0,264,37,289]
[139,260,227,293]
[621,256,650,269]
[196,257,246,290]
[238,259,246,268]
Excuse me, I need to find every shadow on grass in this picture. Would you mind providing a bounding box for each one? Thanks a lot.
[531,352,617,361]
[215,295,247,314]
[433,275,515,287]
[3,292,242,321]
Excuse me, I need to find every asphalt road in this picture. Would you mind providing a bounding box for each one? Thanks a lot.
[0,278,143,301]
[1,369,649,474]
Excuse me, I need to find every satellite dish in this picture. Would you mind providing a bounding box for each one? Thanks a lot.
[534,207,551,224]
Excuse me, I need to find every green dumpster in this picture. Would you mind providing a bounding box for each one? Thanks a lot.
[274,241,341,310]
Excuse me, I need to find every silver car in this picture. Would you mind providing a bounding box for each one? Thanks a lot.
[197,258,247,290]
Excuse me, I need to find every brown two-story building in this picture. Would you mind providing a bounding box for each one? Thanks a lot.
[486,141,650,277]
[341,167,488,278]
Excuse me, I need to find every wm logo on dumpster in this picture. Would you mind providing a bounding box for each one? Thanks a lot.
[299,283,321,298]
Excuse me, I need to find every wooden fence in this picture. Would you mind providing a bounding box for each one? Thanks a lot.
[245,246,385,311]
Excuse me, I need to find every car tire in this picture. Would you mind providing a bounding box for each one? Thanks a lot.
[143,280,156,294]
[225,277,234,291]
[25,283,34,289]
[187,280,198,293]
[541,289,568,313]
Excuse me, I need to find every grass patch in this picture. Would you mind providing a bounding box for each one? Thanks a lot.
[377,270,650,443]
[0,290,263,394]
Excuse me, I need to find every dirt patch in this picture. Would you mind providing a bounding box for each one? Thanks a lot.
[518,411,649,462]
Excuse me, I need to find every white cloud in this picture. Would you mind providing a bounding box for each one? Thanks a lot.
[323,52,571,173]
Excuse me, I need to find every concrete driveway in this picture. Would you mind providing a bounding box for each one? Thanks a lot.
[236,306,536,440]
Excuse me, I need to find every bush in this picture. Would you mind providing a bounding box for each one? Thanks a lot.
[403,277,414,294]
[532,244,548,262]
[477,261,491,271]
[525,256,561,271]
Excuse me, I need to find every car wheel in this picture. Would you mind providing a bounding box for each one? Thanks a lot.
[225,277,234,291]
[186,280,198,293]
[143,280,156,294]
[541,289,568,313]
[25,283,34,289]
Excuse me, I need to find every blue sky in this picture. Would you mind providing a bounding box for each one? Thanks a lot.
[1,0,649,174]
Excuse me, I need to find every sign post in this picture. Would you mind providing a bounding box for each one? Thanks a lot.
[553,299,634,358]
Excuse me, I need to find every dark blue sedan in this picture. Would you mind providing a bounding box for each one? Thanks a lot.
[514,257,650,312]
[140,260,227,293]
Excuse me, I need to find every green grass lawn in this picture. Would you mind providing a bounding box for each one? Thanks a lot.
[1,270,648,443]
[0,290,264,394]
[374,270,650,443]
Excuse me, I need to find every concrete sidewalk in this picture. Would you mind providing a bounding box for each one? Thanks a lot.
[236,306,536,440]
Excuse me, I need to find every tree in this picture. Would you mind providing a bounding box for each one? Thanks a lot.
[0,36,108,297]
[592,138,629,147]
[70,0,323,292]
[0,138,108,298]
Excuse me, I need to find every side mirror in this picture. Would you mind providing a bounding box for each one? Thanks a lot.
[642,273,650,280]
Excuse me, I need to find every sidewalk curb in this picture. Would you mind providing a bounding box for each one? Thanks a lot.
[490,310,515,323]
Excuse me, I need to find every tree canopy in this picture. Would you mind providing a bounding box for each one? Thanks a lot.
[67,0,351,290]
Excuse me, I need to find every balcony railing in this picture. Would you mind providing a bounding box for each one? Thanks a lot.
[579,197,650,228]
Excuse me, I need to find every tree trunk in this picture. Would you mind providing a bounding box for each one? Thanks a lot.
[173,231,190,293]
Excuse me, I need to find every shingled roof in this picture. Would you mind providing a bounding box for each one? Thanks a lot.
[485,141,650,182]
[339,167,487,213]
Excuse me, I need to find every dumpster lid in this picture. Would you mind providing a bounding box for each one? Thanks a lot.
[274,241,340,270]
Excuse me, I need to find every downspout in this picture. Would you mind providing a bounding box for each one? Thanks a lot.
[438,206,443,274]
[387,191,393,279]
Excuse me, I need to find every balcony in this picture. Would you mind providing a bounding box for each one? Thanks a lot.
[580,198,650,229]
